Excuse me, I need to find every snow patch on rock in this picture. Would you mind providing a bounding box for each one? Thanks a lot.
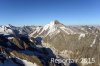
[90,35,97,47]
[78,33,85,40]
[21,59,38,66]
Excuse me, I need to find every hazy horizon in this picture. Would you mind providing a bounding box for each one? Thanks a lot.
[1,20,100,27]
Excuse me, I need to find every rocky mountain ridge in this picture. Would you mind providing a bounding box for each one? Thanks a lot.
[0,20,100,66]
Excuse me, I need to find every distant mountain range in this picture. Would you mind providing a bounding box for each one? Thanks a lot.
[0,20,100,66]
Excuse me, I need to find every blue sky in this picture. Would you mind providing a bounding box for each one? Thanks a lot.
[0,0,100,26]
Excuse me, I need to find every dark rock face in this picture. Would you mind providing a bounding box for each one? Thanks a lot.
[0,34,9,42]
[0,34,61,66]
[34,37,43,44]
[69,63,78,66]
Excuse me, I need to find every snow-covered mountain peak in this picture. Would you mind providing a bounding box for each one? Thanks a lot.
[30,20,75,37]
[44,20,65,30]
[0,25,14,34]
[6,24,13,28]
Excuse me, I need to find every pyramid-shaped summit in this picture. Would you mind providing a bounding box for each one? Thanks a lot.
[50,20,63,26]
[52,20,61,24]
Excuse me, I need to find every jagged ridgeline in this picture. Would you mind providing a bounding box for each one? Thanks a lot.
[0,20,100,66]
